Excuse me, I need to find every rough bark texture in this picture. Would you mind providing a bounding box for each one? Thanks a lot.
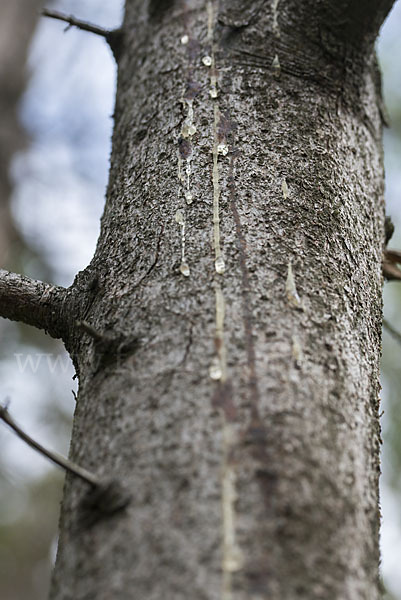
[41,0,392,598]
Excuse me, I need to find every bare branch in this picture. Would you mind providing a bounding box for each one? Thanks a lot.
[42,8,123,60]
[42,8,111,38]
[0,402,100,487]
[384,249,401,263]
[383,319,401,347]
[383,249,401,281]
[76,320,140,353]
[0,402,132,520]
[0,269,68,338]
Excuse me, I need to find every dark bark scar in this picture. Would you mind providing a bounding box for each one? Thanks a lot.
[228,148,261,421]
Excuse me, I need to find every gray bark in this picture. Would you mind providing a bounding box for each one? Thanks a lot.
[0,0,395,598]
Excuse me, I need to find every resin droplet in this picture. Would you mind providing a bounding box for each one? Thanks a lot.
[175,210,185,225]
[223,547,244,573]
[215,256,225,274]
[181,35,189,45]
[272,54,281,78]
[181,98,196,138]
[180,262,190,277]
[282,178,289,199]
[209,87,218,98]
[182,123,197,138]
[286,261,302,309]
[202,55,213,67]
[217,143,229,156]
[185,191,193,204]
[209,359,222,380]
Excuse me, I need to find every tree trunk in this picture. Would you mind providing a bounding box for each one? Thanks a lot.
[0,0,396,598]
[0,0,44,266]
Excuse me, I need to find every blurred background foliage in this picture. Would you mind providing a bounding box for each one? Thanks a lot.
[0,1,400,598]
[0,1,123,598]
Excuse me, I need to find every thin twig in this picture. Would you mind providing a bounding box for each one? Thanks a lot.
[76,320,140,354]
[383,318,401,346]
[42,8,124,60]
[0,403,100,487]
[42,8,111,38]
[76,320,107,343]
[42,8,123,61]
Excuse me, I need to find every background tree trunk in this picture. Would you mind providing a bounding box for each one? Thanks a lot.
[0,0,44,266]
[3,0,393,598]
